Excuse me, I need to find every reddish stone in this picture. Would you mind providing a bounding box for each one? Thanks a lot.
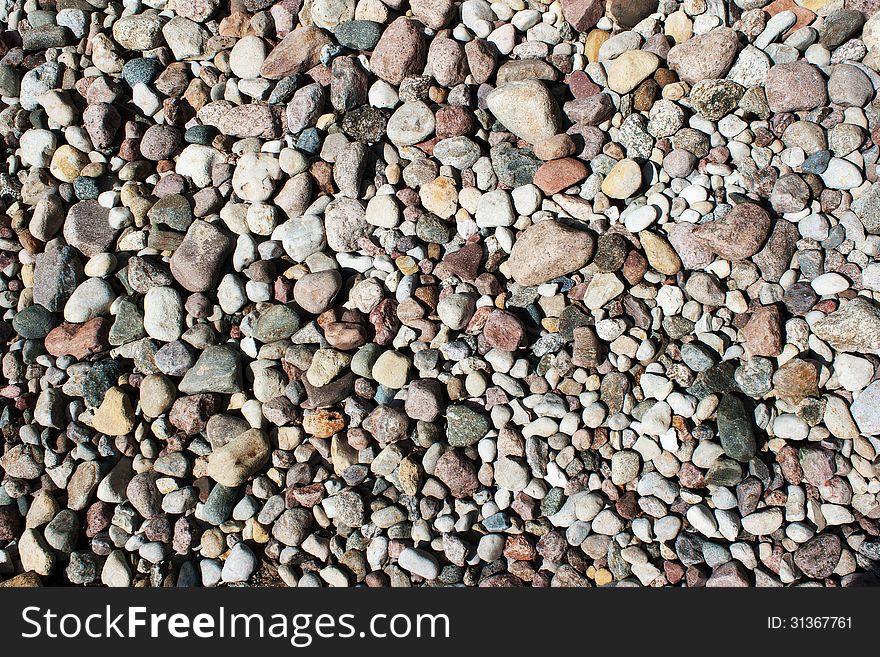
[168,394,221,435]
[533,134,578,161]
[483,309,525,351]
[44,318,110,359]
[369,298,399,346]
[442,242,483,281]
[764,0,816,37]
[533,157,589,194]
[435,106,475,138]
[686,565,710,587]
[290,482,325,507]
[741,304,783,357]
[706,561,750,587]
[560,0,603,31]
[504,535,536,561]
[777,444,804,485]
[664,560,685,585]
[568,70,601,98]
[772,358,819,404]
[324,321,367,350]
[302,409,346,438]
[434,449,479,498]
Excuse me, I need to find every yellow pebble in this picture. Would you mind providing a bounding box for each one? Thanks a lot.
[595,568,614,586]
[252,520,270,544]
[584,29,610,63]
[396,255,419,275]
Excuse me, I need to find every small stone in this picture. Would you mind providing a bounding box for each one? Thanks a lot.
[91,387,136,437]
[207,429,271,487]
[765,60,828,113]
[692,203,770,261]
[487,80,561,145]
[601,158,642,199]
[507,220,595,286]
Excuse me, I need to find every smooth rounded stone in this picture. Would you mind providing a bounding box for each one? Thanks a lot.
[221,542,257,583]
[606,50,659,94]
[782,121,827,156]
[774,413,809,441]
[647,100,685,139]
[44,509,79,553]
[828,64,873,107]
[667,27,739,84]
[486,80,561,144]
[611,449,641,485]
[437,293,476,330]
[811,272,849,296]
[112,13,163,51]
[794,534,842,579]
[272,508,313,546]
[292,270,341,315]
[169,220,234,292]
[820,8,864,48]
[63,278,114,323]
[741,508,783,536]
[829,123,864,158]
[434,137,481,170]
[206,429,270,487]
[717,395,757,462]
[664,149,697,178]
[140,374,176,417]
[851,381,880,436]
[142,287,183,342]
[386,101,435,146]
[140,124,181,161]
[398,547,440,580]
[640,231,681,275]
[820,157,863,190]
[507,220,595,286]
[370,17,427,85]
[20,129,57,168]
[692,203,770,260]
[12,304,57,339]
[19,529,55,576]
[335,20,383,50]
[229,36,268,80]
[765,61,828,113]
[122,57,163,87]
[601,158,642,199]
[371,350,411,389]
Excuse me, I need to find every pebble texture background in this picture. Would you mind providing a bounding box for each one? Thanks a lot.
[0,0,879,588]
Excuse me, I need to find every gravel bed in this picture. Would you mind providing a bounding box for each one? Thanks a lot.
[0,0,879,588]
